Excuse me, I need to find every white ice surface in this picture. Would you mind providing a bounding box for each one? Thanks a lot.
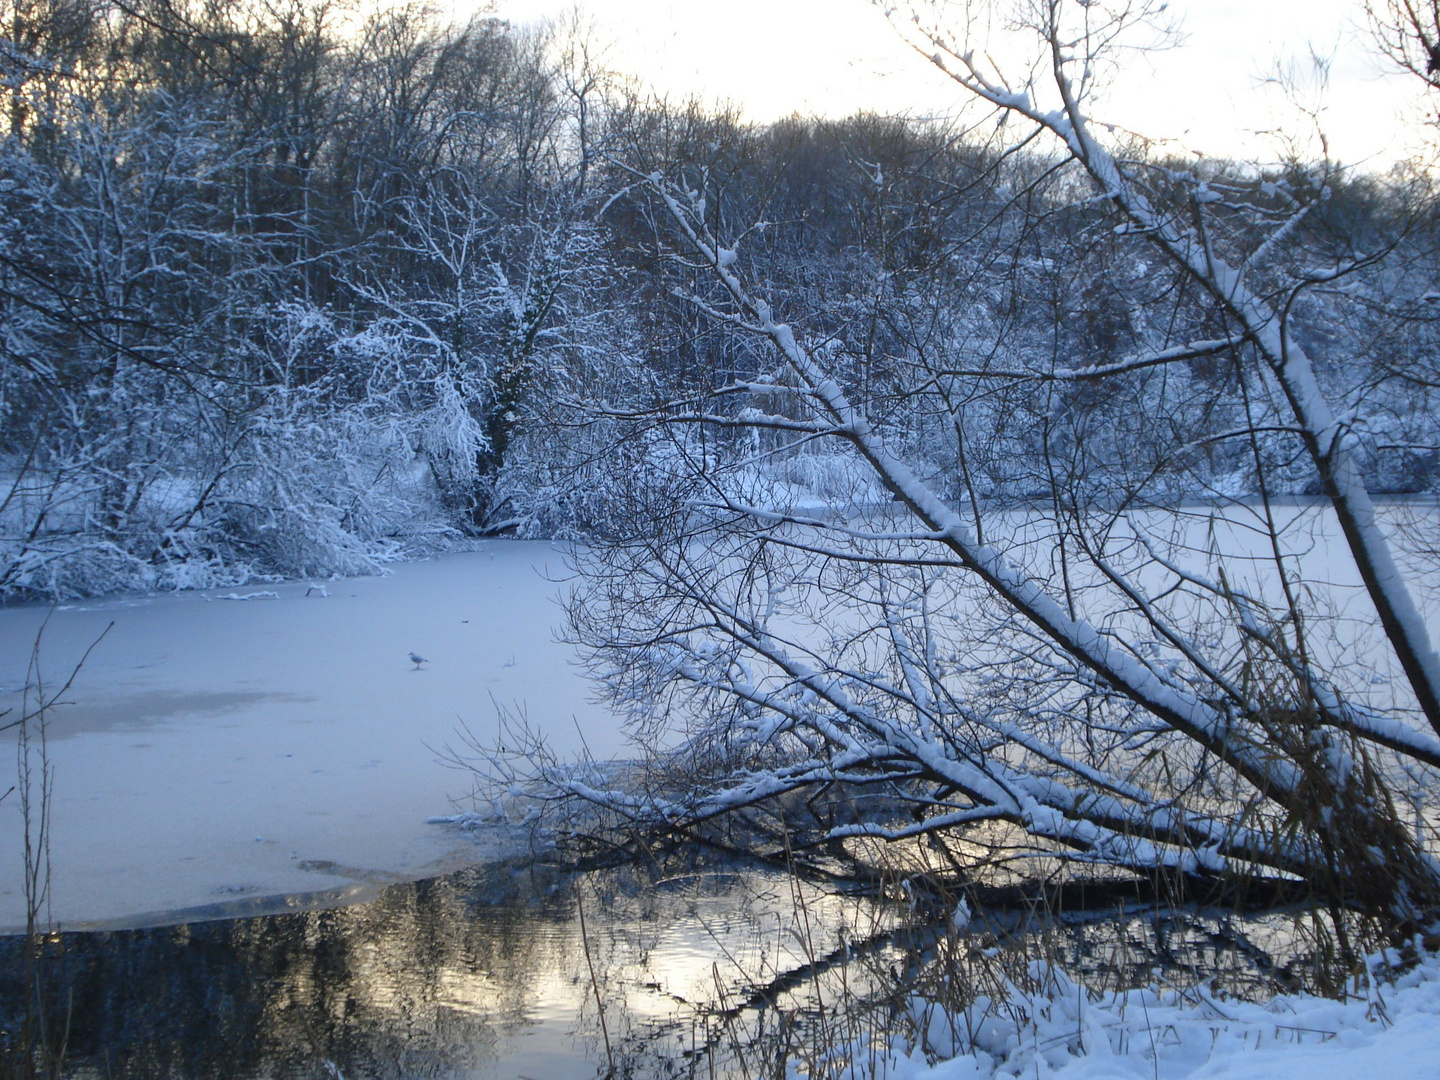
[0,542,617,931]
[3,505,1438,935]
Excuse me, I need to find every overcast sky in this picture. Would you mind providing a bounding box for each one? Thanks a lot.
[476,0,1432,169]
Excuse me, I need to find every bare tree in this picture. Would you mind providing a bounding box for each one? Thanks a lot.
[885,0,1440,744]
[1369,0,1440,90]
[483,2,1440,949]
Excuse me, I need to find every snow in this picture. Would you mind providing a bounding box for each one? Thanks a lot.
[887,952,1440,1080]
[0,542,618,932]
[951,897,971,931]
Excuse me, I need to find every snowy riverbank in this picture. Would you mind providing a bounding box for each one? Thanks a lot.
[887,949,1440,1080]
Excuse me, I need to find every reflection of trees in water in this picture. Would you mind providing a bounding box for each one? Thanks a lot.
[0,857,875,1080]
[0,855,1318,1079]
[0,861,598,1080]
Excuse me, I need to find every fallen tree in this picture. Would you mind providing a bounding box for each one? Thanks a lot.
[467,0,1440,956]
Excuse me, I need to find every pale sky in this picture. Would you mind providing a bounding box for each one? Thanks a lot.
[475,0,1434,169]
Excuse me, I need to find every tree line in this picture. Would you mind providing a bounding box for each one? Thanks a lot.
[6,0,1436,599]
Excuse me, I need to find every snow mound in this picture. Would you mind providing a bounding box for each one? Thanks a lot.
[883,952,1440,1080]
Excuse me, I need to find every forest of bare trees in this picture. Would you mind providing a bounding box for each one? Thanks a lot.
[1,0,618,594]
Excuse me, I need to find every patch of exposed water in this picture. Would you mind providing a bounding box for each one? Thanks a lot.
[0,857,896,1080]
[0,850,1343,1080]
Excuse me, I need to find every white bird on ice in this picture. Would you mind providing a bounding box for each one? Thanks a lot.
[409,652,428,669]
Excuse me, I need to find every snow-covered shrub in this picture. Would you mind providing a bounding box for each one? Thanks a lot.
[214,397,429,579]
[761,450,887,510]
[828,935,1440,1080]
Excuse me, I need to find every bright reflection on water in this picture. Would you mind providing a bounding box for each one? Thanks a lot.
[0,858,893,1079]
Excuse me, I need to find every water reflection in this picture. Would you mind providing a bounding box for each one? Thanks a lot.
[1,853,1322,1080]
[0,858,889,1080]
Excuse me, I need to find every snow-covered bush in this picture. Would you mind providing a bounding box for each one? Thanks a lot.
[853,942,1440,1080]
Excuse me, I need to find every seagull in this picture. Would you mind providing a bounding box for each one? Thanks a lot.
[409,652,428,669]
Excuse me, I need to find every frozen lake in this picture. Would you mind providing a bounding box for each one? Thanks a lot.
[4,501,1439,934]
[0,542,619,931]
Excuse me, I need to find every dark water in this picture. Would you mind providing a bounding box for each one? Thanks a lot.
[0,858,892,1080]
[0,848,1328,1080]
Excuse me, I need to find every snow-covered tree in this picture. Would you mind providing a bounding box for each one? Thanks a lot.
[486,2,1440,950]
[0,0,620,594]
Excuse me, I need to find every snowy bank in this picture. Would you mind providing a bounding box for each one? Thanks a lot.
[886,953,1440,1080]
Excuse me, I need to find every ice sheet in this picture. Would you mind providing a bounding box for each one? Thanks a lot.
[0,542,616,931]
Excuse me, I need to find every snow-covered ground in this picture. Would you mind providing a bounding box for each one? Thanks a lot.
[0,542,615,931]
[891,950,1440,1080]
